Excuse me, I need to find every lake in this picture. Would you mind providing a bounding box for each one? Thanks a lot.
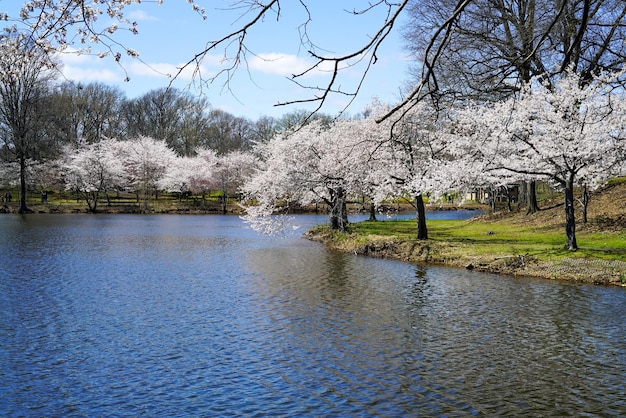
[1,213,624,416]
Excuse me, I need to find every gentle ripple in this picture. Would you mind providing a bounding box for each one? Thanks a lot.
[0,214,625,417]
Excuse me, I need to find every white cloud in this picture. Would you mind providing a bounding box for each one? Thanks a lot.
[248,53,315,77]
[128,60,219,82]
[58,50,95,65]
[126,52,252,83]
[58,51,123,83]
[61,65,122,84]
[126,10,158,21]
[128,61,178,78]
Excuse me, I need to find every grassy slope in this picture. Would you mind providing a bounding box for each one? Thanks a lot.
[307,180,626,286]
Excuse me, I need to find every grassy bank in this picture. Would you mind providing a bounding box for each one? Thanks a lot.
[306,182,626,287]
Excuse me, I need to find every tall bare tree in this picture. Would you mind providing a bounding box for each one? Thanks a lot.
[203,110,253,155]
[122,88,211,156]
[403,0,626,103]
[47,81,125,145]
[0,35,56,213]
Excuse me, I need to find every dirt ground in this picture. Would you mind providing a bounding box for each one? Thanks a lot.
[493,181,626,232]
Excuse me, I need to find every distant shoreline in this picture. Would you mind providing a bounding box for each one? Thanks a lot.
[0,200,487,216]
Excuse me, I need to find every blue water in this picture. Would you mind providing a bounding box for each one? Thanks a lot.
[1,214,624,416]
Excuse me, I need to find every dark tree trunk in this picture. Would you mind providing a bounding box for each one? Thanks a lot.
[564,178,577,251]
[18,155,30,214]
[580,184,589,224]
[221,192,227,214]
[369,202,377,221]
[86,191,99,213]
[506,187,513,212]
[328,186,349,231]
[525,180,540,214]
[415,194,428,240]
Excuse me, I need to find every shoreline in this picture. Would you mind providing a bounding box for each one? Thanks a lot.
[5,198,625,287]
[0,200,486,216]
[304,227,626,287]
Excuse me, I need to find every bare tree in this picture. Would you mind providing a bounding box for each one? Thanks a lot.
[402,0,626,104]
[170,1,410,119]
[47,82,125,145]
[250,116,279,144]
[203,109,256,155]
[121,88,211,156]
[0,35,56,213]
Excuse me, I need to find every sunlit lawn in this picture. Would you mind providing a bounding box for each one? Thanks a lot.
[350,219,626,262]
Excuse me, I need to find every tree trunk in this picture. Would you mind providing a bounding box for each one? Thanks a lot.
[369,202,377,221]
[519,182,527,207]
[86,191,99,213]
[18,155,30,214]
[328,186,349,231]
[580,185,589,224]
[564,178,577,251]
[506,187,512,212]
[525,180,540,214]
[221,192,227,214]
[415,194,428,240]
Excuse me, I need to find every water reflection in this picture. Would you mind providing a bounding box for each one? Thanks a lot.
[0,214,624,416]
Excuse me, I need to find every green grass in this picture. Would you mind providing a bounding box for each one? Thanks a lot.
[607,176,626,186]
[349,219,626,263]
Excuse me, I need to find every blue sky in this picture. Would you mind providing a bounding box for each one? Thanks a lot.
[4,1,413,120]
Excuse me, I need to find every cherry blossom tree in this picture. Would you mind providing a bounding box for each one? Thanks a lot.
[242,105,465,236]
[7,0,206,82]
[373,103,458,239]
[158,155,200,202]
[116,136,176,209]
[62,139,126,212]
[242,117,380,232]
[159,151,218,206]
[28,158,63,202]
[213,150,256,214]
[343,115,389,222]
[455,71,626,250]
[0,161,19,203]
[190,148,220,205]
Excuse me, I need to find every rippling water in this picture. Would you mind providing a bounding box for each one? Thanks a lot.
[1,214,624,416]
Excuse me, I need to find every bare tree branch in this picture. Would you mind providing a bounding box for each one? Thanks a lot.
[167,1,409,120]
[378,0,473,123]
